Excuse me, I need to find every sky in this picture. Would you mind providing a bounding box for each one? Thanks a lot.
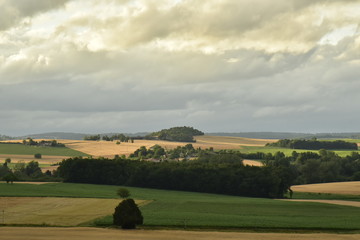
[1,0,360,136]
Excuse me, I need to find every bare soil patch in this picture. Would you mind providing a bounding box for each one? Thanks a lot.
[292,182,360,195]
[0,197,148,226]
[0,227,359,240]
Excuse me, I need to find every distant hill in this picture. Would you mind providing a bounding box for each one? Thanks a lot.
[146,126,204,142]
[6,131,360,141]
[19,132,150,140]
[22,132,88,140]
[207,132,360,139]
[0,134,16,140]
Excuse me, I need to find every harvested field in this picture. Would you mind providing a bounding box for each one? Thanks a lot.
[194,135,277,147]
[243,159,263,166]
[292,182,360,195]
[0,227,359,240]
[60,135,277,158]
[0,197,148,226]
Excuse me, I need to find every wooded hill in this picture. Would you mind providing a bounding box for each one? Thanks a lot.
[145,126,204,142]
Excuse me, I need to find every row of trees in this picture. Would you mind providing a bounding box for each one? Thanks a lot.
[237,149,360,184]
[102,134,134,143]
[84,134,134,142]
[58,154,295,198]
[266,139,358,150]
[0,159,57,183]
[23,138,65,147]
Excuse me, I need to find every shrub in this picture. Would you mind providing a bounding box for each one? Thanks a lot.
[34,153,42,159]
[113,199,143,229]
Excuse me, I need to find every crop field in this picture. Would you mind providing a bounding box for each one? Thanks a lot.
[0,197,145,226]
[194,135,277,147]
[1,182,360,231]
[292,182,360,195]
[58,135,276,158]
[1,227,360,240]
[0,143,88,157]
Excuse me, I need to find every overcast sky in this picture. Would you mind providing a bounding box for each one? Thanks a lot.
[1,0,360,136]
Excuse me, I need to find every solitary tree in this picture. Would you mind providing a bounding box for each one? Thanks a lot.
[113,198,143,229]
[117,188,130,199]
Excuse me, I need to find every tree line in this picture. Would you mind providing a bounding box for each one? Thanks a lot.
[266,138,358,150]
[23,138,65,147]
[57,153,294,198]
[0,159,58,183]
[84,134,134,142]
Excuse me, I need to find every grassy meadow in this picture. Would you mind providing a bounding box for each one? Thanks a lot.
[1,182,360,231]
[0,143,88,157]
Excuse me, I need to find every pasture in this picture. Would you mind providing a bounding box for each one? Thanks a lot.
[0,143,88,157]
[1,182,360,230]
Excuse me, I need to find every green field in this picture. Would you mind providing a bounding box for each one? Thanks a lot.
[1,183,360,231]
[0,143,88,157]
[239,146,359,157]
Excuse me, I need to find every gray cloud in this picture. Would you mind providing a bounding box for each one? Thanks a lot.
[0,0,71,31]
[1,0,360,135]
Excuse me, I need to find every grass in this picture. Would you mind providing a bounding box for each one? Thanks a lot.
[1,182,360,230]
[289,191,360,202]
[238,146,359,157]
[0,143,89,157]
[0,197,122,226]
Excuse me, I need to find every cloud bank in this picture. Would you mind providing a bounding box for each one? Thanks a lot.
[1,0,359,135]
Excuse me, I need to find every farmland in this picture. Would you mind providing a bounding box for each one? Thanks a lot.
[1,227,360,240]
[1,182,360,231]
[59,136,360,158]
[2,136,359,160]
[292,181,360,195]
[0,143,88,157]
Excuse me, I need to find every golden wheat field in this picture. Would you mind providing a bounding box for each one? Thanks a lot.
[292,181,360,195]
[0,197,148,226]
[60,135,276,158]
[0,227,359,240]
[1,136,275,158]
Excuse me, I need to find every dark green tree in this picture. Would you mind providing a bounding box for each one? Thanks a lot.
[113,198,143,229]
[3,172,17,184]
[25,161,42,177]
[117,188,130,199]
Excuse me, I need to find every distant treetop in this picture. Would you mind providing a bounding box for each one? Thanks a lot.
[145,126,204,142]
